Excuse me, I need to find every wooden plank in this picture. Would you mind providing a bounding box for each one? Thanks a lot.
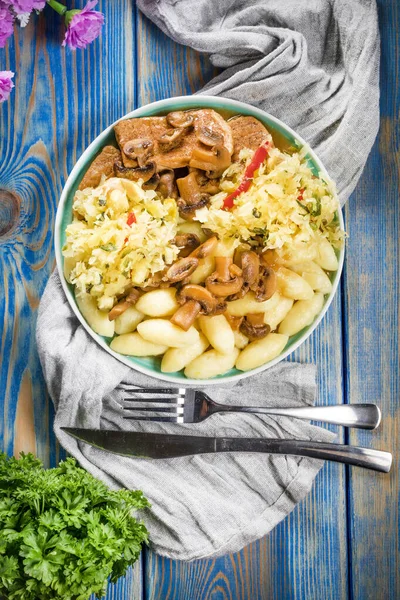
[344,1,399,598]
[0,2,143,598]
[135,10,348,600]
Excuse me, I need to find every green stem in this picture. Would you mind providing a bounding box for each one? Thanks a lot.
[47,0,67,16]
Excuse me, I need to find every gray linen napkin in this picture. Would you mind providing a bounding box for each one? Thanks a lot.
[138,0,380,204]
[36,0,380,559]
[37,272,335,560]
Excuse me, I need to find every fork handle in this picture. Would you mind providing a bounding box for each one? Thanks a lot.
[212,403,381,430]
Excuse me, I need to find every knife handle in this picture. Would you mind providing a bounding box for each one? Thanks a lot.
[218,439,392,473]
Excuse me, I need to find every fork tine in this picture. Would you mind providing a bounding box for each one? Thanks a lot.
[123,416,181,423]
[123,397,182,403]
[121,387,181,394]
[123,406,180,413]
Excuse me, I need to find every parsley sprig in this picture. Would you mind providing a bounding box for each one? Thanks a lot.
[0,453,149,600]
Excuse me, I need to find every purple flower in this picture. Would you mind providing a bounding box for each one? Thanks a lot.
[0,3,14,48]
[63,0,104,50]
[11,0,46,14]
[0,70,14,102]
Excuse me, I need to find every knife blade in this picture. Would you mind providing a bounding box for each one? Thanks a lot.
[60,428,392,472]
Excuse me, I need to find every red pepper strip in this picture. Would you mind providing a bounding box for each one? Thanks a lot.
[127,212,136,226]
[222,141,271,210]
[124,212,137,243]
[297,187,305,201]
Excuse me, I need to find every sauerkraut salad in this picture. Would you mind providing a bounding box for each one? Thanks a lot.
[63,145,343,312]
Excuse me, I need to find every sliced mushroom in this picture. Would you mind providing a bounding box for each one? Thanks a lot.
[240,314,270,340]
[228,251,259,301]
[158,127,187,152]
[196,126,224,147]
[123,139,154,167]
[166,111,194,129]
[241,251,260,287]
[172,233,201,257]
[157,169,178,199]
[190,168,221,195]
[108,288,141,321]
[224,314,243,331]
[208,299,228,316]
[176,172,210,220]
[206,257,244,297]
[177,195,210,220]
[189,236,218,259]
[170,284,217,330]
[143,173,160,190]
[253,265,277,301]
[114,159,156,183]
[189,144,231,178]
[164,256,199,283]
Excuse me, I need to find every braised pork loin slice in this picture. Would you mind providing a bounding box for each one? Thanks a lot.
[114,109,234,170]
[229,116,273,162]
[78,146,121,190]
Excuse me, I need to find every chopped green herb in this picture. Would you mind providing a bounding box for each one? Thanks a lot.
[0,453,149,600]
[100,243,117,252]
[252,208,261,218]
[98,197,107,207]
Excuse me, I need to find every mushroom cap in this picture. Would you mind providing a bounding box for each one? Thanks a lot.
[196,126,224,147]
[241,251,260,287]
[240,317,270,340]
[164,257,199,283]
[166,111,194,129]
[114,159,156,183]
[189,144,231,178]
[176,284,217,314]
[123,139,154,167]
[172,233,201,257]
[189,236,218,259]
[177,194,210,220]
[253,265,277,301]
[206,272,244,297]
[158,127,187,152]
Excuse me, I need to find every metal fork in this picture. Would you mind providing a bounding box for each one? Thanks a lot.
[122,387,381,429]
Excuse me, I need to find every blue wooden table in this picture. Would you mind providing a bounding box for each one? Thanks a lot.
[0,2,398,599]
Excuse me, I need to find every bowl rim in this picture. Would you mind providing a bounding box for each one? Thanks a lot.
[55,95,345,386]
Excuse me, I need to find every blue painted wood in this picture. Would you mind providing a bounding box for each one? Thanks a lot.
[135,10,348,600]
[343,1,399,598]
[1,1,398,599]
[0,2,143,597]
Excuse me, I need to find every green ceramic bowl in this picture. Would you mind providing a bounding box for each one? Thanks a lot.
[55,95,344,385]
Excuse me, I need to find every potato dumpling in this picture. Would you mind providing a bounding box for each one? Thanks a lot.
[184,348,240,379]
[287,261,333,294]
[314,237,339,271]
[137,319,200,348]
[135,288,179,317]
[227,291,281,317]
[198,314,235,354]
[233,330,249,349]
[110,332,167,356]
[75,293,115,337]
[236,333,289,371]
[114,306,144,335]
[264,296,294,331]
[278,293,324,336]
[276,267,314,300]
[190,256,215,285]
[161,333,209,373]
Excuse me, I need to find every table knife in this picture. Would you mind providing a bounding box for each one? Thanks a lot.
[61,428,392,473]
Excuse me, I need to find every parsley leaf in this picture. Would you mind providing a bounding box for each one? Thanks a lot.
[0,453,149,599]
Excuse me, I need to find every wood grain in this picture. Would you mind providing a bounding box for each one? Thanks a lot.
[0,2,143,597]
[343,1,399,598]
[1,1,398,599]
[135,10,348,600]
